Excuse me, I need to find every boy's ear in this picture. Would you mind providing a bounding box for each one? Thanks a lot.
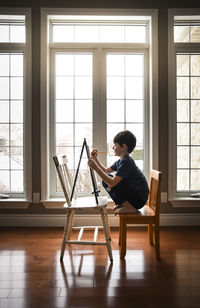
[122,144,128,151]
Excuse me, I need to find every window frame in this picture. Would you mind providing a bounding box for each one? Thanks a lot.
[0,8,32,206]
[168,9,200,207]
[41,8,158,207]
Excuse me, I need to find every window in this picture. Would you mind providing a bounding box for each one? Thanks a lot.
[0,11,31,200]
[169,10,200,205]
[41,10,158,202]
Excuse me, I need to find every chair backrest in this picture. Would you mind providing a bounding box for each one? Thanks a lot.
[53,155,74,207]
[147,169,162,217]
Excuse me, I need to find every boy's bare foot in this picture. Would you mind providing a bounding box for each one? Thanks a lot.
[113,204,123,211]
[114,201,138,214]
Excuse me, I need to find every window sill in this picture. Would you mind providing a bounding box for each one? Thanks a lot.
[169,198,200,208]
[0,199,31,209]
[42,198,115,209]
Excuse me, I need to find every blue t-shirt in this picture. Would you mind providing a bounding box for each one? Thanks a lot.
[110,155,149,203]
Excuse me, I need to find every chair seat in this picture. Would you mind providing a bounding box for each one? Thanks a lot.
[119,205,155,223]
[63,196,108,209]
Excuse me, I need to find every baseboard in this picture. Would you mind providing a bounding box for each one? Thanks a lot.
[0,213,200,227]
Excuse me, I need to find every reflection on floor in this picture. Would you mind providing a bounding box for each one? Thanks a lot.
[0,227,200,308]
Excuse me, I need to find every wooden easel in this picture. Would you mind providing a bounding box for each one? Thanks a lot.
[70,138,100,204]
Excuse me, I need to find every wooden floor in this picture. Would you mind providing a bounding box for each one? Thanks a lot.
[0,226,200,308]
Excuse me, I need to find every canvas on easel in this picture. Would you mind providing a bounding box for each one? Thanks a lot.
[70,138,100,204]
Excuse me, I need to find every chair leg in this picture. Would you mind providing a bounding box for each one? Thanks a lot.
[60,210,74,262]
[118,216,122,246]
[120,218,127,259]
[67,210,75,241]
[100,208,113,262]
[154,224,160,260]
[103,207,111,241]
[148,224,153,245]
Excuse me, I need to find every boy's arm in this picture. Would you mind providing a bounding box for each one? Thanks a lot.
[88,158,122,188]
[95,158,113,174]
[91,149,113,174]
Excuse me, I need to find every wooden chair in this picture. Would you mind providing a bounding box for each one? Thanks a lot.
[53,155,113,262]
[118,169,162,260]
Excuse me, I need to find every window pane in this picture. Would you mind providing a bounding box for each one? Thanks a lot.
[11,100,23,123]
[75,25,99,42]
[0,147,9,169]
[177,170,189,190]
[125,54,144,76]
[190,26,200,43]
[11,124,23,146]
[125,26,146,43]
[191,147,200,168]
[0,101,9,123]
[0,170,9,191]
[0,25,9,42]
[56,123,73,146]
[177,100,189,122]
[191,170,200,190]
[56,54,74,76]
[174,26,189,42]
[191,77,200,99]
[11,170,23,191]
[0,54,9,76]
[176,55,189,76]
[75,100,92,122]
[177,77,189,99]
[75,54,92,76]
[75,124,92,146]
[11,147,23,170]
[126,123,143,147]
[11,77,23,99]
[191,55,200,75]
[191,124,200,145]
[191,100,200,122]
[100,26,124,42]
[107,55,124,76]
[107,77,124,99]
[177,123,189,145]
[53,25,74,42]
[10,25,25,43]
[107,124,124,146]
[177,146,189,168]
[0,124,9,146]
[107,100,124,122]
[11,54,23,76]
[56,100,73,123]
[126,100,143,123]
[56,77,74,99]
[0,77,9,99]
[126,77,144,99]
[75,77,92,99]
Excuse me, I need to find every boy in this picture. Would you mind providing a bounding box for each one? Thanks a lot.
[88,130,149,214]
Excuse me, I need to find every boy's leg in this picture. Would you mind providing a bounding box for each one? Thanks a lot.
[102,177,138,211]
[102,175,120,206]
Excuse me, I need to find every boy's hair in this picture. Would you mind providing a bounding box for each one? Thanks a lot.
[113,130,136,153]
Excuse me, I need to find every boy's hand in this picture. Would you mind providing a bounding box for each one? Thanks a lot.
[91,149,98,160]
[88,158,97,170]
